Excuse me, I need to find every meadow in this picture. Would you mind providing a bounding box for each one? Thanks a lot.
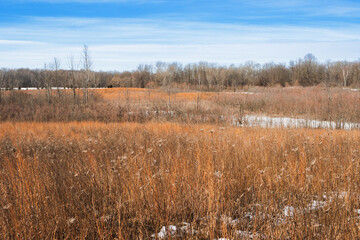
[1,87,360,239]
[1,86,360,125]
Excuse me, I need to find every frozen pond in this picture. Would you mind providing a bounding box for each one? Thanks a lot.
[234,115,360,130]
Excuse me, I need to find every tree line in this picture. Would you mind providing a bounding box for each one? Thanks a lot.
[1,53,360,92]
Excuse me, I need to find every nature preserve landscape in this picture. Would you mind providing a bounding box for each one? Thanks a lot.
[1,0,360,239]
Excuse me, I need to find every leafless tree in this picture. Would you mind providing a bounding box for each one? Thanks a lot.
[155,61,167,85]
[68,54,80,103]
[42,63,53,103]
[155,62,171,106]
[134,64,152,88]
[0,69,4,102]
[82,44,93,105]
[206,63,221,90]
[51,58,61,85]
[339,61,351,86]
[50,57,61,98]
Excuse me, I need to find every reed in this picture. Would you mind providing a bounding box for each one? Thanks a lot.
[1,122,360,239]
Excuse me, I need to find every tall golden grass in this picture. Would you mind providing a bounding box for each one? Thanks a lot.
[1,122,360,239]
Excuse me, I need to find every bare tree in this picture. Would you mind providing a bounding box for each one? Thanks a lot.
[207,63,221,90]
[339,61,351,86]
[82,44,93,105]
[0,69,4,102]
[155,61,172,107]
[43,63,53,103]
[155,61,167,87]
[68,55,79,103]
[165,63,176,108]
[51,58,61,85]
[134,64,152,88]
[183,64,192,89]
[302,53,319,86]
[50,57,61,97]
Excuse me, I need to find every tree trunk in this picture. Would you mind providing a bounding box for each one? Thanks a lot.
[73,87,76,103]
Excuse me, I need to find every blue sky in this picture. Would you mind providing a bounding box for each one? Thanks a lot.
[0,0,360,70]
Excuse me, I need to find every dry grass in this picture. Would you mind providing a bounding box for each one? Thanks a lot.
[2,87,360,238]
[1,121,360,239]
[4,86,360,126]
[95,88,216,102]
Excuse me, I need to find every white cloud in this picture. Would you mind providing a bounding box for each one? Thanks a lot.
[239,0,360,18]
[319,6,360,17]
[0,40,42,45]
[0,17,359,70]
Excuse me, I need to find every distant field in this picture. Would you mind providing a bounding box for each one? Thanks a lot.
[1,86,360,126]
[1,121,360,239]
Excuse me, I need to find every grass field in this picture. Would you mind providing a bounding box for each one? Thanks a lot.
[2,86,360,125]
[1,87,360,239]
[1,121,360,239]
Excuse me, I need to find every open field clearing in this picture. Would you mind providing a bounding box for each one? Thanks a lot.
[1,121,360,239]
[1,87,360,128]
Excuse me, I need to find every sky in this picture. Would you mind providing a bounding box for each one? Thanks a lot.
[0,0,360,71]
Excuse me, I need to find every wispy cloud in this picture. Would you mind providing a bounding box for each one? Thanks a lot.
[0,16,359,70]
[319,6,360,17]
[4,17,360,44]
[0,39,42,45]
[239,0,360,18]
[1,41,359,71]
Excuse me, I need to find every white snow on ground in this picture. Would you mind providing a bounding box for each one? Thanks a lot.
[283,206,295,217]
[234,115,360,130]
[128,110,175,117]
[222,91,259,95]
[236,230,260,239]
[152,225,177,239]
[21,87,38,90]
[153,192,358,239]
[152,221,263,239]
[214,231,263,239]
[151,222,195,239]
[307,200,327,211]
[322,191,350,201]
[281,192,354,219]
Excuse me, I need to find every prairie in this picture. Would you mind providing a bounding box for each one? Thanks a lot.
[1,121,360,239]
[1,86,360,126]
[1,87,360,239]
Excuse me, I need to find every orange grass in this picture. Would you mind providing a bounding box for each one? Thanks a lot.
[5,86,360,125]
[16,87,217,102]
[95,88,216,102]
[1,121,360,239]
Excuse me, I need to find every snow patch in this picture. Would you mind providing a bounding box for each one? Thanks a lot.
[151,222,195,239]
[283,206,295,217]
[236,230,260,239]
[234,115,360,130]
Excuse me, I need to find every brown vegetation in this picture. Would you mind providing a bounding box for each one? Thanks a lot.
[1,55,360,91]
[1,122,360,239]
[1,86,360,126]
[1,81,360,239]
